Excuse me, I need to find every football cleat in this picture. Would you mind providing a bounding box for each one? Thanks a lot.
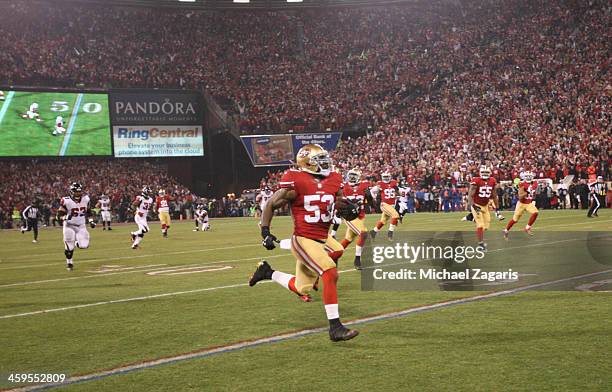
[108,227,112,231]
[249,261,273,287]
[66,263,74,271]
[132,244,139,250]
[20,227,25,234]
[329,325,359,342]
[524,227,534,236]
[131,233,136,242]
[193,228,199,232]
[369,230,377,240]
[298,294,312,302]
[477,242,487,252]
[32,239,38,243]
[503,229,509,240]
[163,232,168,238]
[387,231,394,241]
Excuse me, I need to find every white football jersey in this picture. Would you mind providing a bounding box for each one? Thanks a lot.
[99,197,111,211]
[135,195,153,217]
[259,190,273,208]
[398,187,410,203]
[30,103,38,112]
[56,116,63,127]
[61,195,91,226]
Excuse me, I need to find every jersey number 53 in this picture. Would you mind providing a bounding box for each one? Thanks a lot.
[304,194,334,223]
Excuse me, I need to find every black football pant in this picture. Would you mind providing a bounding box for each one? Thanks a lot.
[587,195,604,217]
[25,218,39,240]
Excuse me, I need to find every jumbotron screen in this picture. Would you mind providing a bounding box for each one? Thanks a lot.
[0,90,112,156]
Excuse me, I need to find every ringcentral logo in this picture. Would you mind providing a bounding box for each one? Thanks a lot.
[116,127,200,140]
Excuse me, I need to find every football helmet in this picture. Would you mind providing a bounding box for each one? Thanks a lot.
[381,172,392,183]
[70,182,83,201]
[142,186,152,198]
[523,171,534,182]
[479,165,491,180]
[158,189,166,196]
[597,176,603,182]
[295,144,332,177]
[346,169,362,186]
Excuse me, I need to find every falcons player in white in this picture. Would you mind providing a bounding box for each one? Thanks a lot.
[20,102,42,122]
[57,183,96,271]
[193,204,210,231]
[52,116,66,136]
[96,194,112,231]
[130,186,153,249]
[255,186,273,218]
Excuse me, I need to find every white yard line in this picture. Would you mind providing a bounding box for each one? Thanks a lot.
[0,91,15,125]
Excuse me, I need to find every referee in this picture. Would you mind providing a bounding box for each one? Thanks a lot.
[21,200,41,243]
[587,176,608,218]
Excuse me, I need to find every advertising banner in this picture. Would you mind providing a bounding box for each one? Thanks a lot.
[109,90,203,125]
[112,125,204,157]
[240,132,342,167]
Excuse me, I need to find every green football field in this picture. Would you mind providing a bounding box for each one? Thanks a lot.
[0,210,610,391]
[0,91,111,156]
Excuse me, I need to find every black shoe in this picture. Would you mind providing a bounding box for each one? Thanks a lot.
[329,324,359,342]
[369,230,377,240]
[163,232,168,238]
[249,261,273,287]
[354,255,362,270]
[587,214,592,218]
[103,227,106,231]
[387,231,394,241]
[477,242,487,252]
[131,233,136,242]
[67,263,74,271]
[399,216,403,224]
[108,227,112,231]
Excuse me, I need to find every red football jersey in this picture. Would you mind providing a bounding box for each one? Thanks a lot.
[155,195,171,212]
[519,181,536,203]
[470,177,497,206]
[342,181,370,219]
[376,180,398,205]
[279,169,343,240]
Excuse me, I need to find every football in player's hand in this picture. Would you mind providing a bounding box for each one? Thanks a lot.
[335,197,359,221]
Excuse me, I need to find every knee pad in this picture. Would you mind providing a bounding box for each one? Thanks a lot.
[64,249,74,259]
[139,233,145,238]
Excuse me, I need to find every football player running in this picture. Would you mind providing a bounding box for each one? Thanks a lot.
[396,179,410,223]
[193,204,210,231]
[467,165,500,251]
[248,144,360,342]
[96,194,112,231]
[20,102,42,122]
[255,186,274,219]
[339,168,370,269]
[370,171,400,240]
[504,171,539,238]
[53,116,66,136]
[57,183,96,271]
[154,189,173,238]
[130,186,153,249]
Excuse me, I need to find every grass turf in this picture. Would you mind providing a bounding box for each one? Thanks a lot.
[0,209,610,391]
[0,91,111,157]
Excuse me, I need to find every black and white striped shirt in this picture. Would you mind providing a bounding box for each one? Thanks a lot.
[590,183,607,197]
[22,205,39,220]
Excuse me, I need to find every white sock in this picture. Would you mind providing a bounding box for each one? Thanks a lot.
[133,236,142,246]
[331,230,337,237]
[373,226,381,232]
[271,271,293,290]
[325,304,339,320]
[356,245,362,257]
[525,225,531,230]
[389,224,396,232]
[66,259,73,264]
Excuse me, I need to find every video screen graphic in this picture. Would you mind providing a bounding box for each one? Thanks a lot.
[0,90,112,156]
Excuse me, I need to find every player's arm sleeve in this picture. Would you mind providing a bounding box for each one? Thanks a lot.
[278,171,296,190]
[22,206,30,219]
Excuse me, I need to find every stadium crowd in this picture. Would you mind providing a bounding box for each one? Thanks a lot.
[0,0,609,221]
[0,159,196,228]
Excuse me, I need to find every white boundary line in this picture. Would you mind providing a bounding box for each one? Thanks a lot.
[4,268,612,392]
